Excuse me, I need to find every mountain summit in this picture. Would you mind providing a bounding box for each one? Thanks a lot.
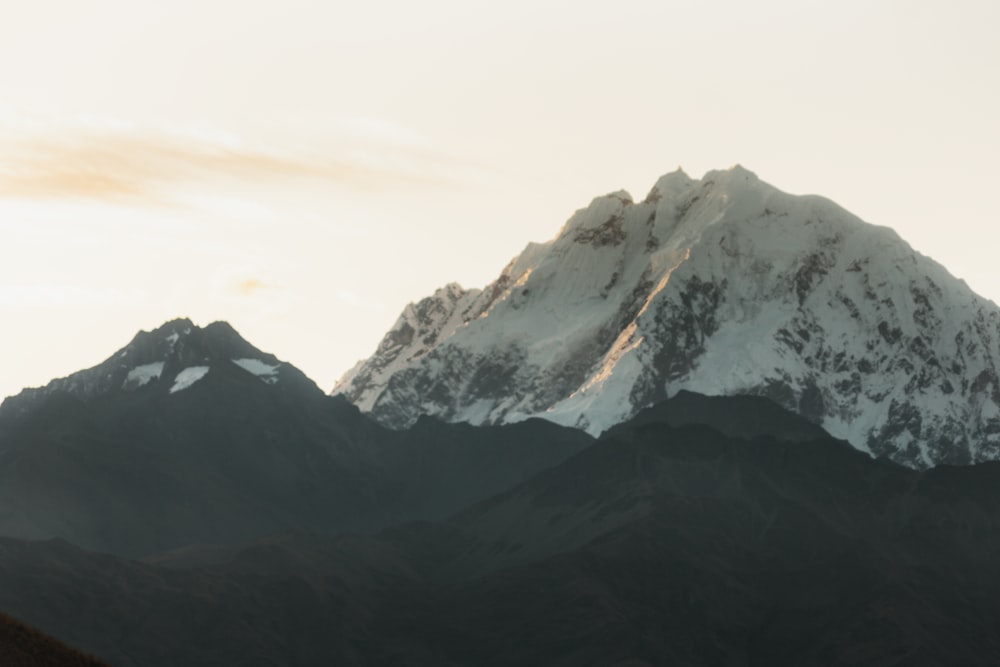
[0,318,299,421]
[334,166,1000,468]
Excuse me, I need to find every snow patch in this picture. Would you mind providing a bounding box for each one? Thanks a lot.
[170,366,210,394]
[232,358,280,384]
[122,362,165,390]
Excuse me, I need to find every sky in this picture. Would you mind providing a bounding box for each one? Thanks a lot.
[1,0,998,399]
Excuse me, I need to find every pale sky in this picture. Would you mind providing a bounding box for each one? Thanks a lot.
[1,0,997,399]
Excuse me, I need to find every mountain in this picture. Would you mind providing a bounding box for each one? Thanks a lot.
[0,610,109,667]
[334,166,1000,468]
[0,318,293,421]
[601,389,832,442]
[4,394,1000,666]
[0,319,591,557]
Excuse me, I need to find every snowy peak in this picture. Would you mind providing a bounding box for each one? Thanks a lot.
[335,166,1000,468]
[118,319,261,368]
[109,319,281,395]
[644,167,694,202]
[0,319,301,420]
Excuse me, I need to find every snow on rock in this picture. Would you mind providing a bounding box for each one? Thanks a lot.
[169,366,210,394]
[122,362,165,390]
[232,358,280,384]
[335,282,491,412]
[334,165,1000,469]
[0,319,298,422]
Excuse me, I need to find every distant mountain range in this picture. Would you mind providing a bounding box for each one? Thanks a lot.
[335,166,1000,468]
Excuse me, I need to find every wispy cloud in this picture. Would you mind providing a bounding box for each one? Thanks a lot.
[0,284,144,309]
[0,115,478,206]
[235,278,271,296]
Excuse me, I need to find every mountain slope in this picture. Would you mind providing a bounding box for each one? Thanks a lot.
[3,395,1000,666]
[335,166,1000,467]
[0,610,109,667]
[387,434,1000,666]
[0,319,591,557]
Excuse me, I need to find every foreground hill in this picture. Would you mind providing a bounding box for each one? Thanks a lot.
[336,166,1000,468]
[3,394,1000,666]
[0,611,108,667]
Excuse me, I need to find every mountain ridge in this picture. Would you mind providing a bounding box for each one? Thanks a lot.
[4,395,1000,666]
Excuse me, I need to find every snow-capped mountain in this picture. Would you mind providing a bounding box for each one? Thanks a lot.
[334,166,1000,467]
[0,318,296,421]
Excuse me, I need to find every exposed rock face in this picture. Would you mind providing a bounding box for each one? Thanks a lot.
[334,166,1000,467]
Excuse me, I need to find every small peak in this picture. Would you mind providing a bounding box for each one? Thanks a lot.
[557,188,633,240]
[435,282,467,301]
[202,320,239,337]
[124,318,195,353]
[727,163,757,178]
[199,321,264,356]
[702,164,759,183]
[127,319,262,363]
[645,167,695,203]
[605,189,633,205]
[148,318,195,336]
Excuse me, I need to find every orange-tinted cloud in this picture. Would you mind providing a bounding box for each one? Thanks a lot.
[236,278,269,295]
[0,123,467,206]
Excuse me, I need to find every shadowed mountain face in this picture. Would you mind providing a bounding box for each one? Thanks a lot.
[601,389,833,441]
[0,610,108,667]
[2,400,1000,666]
[0,320,591,557]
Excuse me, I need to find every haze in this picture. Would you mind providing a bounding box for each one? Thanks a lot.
[1,0,997,400]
